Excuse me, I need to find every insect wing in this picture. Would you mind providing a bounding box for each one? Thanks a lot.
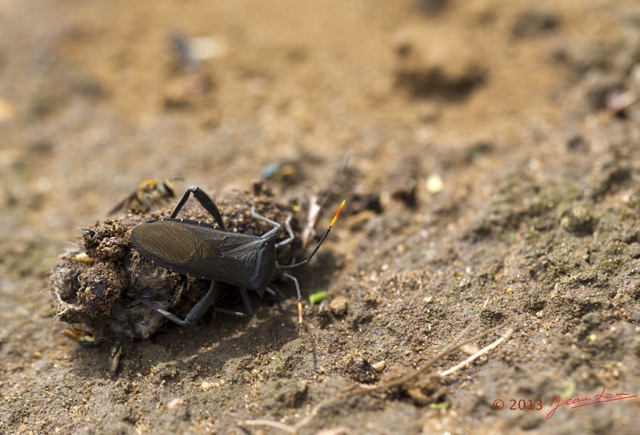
[183,224,272,287]
[131,220,219,267]
[108,194,135,215]
[131,220,267,286]
[190,226,264,257]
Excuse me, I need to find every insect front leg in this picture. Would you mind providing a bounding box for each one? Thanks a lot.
[251,210,296,249]
[276,216,295,250]
[251,210,281,240]
[171,186,226,230]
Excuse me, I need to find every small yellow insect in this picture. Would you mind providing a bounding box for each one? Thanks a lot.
[109,178,179,214]
[62,328,97,345]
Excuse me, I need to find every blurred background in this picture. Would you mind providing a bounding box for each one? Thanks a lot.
[1,0,591,235]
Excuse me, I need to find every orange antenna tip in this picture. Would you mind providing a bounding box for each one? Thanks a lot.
[298,301,304,324]
[329,200,346,228]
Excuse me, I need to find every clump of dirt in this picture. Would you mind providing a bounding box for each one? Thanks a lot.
[393,26,487,101]
[51,185,305,343]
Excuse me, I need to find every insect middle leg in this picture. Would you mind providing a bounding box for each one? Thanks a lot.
[137,280,246,326]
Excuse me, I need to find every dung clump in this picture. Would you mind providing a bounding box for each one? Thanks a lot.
[51,186,303,343]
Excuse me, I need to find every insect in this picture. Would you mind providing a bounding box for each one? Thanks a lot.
[108,178,178,215]
[62,328,98,346]
[130,186,345,325]
[261,161,301,184]
[52,184,341,375]
[62,328,123,376]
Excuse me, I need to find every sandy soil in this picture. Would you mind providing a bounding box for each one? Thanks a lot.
[1,0,639,433]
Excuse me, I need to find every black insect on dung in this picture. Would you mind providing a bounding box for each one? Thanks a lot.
[128,185,345,326]
[51,185,304,344]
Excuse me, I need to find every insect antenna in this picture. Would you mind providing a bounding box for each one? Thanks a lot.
[279,199,346,271]
[278,199,345,323]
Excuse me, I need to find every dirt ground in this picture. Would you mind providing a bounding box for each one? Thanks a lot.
[1,0,640,433]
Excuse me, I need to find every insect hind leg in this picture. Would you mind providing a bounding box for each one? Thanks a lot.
[137,280,220,326]
[171,186,226,231]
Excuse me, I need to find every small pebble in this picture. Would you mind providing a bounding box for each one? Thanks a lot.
[425,174,444,194]
[408,388,429,405]
[329,296,349,316]
[166,398,184,409]
[201,381,215,391]
[372,361,386,372]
